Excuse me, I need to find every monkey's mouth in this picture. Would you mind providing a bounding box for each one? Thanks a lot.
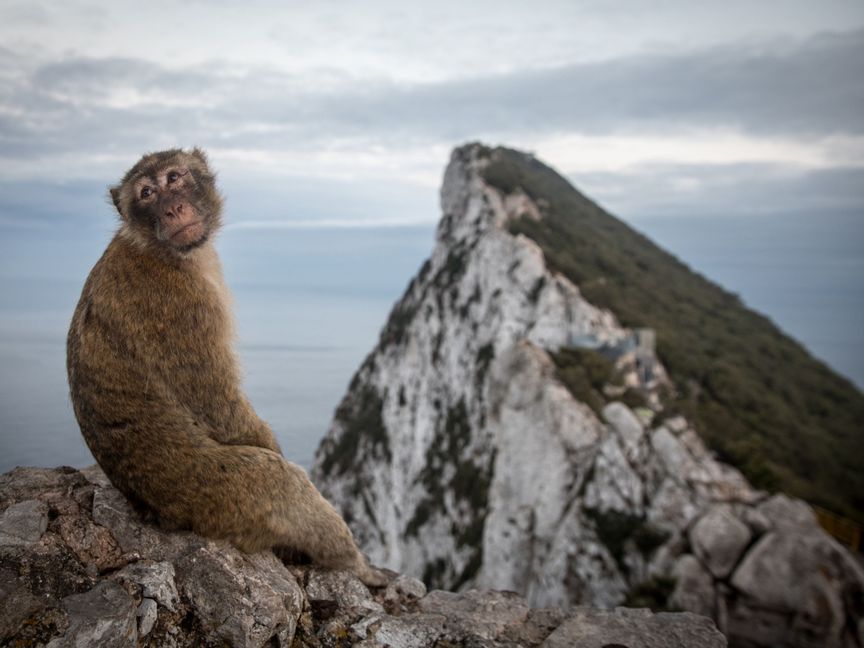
[169,221,205,246]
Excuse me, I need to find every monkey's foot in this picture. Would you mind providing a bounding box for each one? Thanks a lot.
[357,563,389,588]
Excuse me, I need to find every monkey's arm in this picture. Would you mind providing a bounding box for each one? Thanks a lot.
[212,393,282,455]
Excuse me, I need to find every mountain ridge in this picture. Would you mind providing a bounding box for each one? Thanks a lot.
[312,143,864,648]
[481,144,864,520]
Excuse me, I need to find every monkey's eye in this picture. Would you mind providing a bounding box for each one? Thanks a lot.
[167,171,180,184]
[140,186,153,199]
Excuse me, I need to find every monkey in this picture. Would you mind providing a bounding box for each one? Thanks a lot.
[66,148,386,587]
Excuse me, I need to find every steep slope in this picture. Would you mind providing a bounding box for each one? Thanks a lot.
[483,146,864,520]
[312,144,864,647]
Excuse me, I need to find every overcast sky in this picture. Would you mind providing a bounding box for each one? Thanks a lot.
[0,0,862,228]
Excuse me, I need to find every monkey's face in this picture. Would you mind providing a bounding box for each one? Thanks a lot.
[111,148,224,256]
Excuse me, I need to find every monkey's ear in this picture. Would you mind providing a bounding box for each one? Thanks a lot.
[109,186,123,216]
[191,147,209,166]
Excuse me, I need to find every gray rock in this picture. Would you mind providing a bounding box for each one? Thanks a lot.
[383,573,427,612]
[730,529,864,647]
[738,505,772,535]
[114,561,179,611]
[48,581,138,648]
[305,567,382,613]
[136,598,157,636]
[0,466,85,503]
[385,573,427,601]
[418,589,530,641]
[0,567,46,642]
[689,505,751,578]
[670,554,716,618]
[176,545,303,648]
[353,612,447,647]
[0,500,48,546]
[756,493,819,531]
[541,606,726,647]
[603,402,646,462]
[91,487,196,560]
[664,416,689,434]
[646,477,699,532]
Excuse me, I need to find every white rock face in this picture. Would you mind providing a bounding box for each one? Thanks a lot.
[312,144,864,648]
[689,505,751,579]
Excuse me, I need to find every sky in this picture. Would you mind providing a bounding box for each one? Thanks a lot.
[0,0,862,226]
[0,1,862,384]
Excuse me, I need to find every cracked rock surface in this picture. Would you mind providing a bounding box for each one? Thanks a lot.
[0,465,727,647]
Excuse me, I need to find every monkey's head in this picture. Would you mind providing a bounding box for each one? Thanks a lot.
[110,148,224,256]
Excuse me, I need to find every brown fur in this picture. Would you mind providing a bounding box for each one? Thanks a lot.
[67,148,385,586]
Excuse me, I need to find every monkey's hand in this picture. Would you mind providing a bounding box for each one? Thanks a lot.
[355,558,389,588]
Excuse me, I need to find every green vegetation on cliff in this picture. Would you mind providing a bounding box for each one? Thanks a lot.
[482,146,864,522]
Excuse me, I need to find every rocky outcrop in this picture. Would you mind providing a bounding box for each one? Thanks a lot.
[312,143,864,648]
[0,465,727,647]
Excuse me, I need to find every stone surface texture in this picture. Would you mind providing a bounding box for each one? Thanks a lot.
[0,465,726,647]
[312,143,864,648]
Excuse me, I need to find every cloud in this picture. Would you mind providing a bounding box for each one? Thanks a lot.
[570,164,864,220]
[0,29,862,177]
[0,28,861,235]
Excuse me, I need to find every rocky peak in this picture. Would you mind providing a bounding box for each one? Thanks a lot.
[312,143,864,648]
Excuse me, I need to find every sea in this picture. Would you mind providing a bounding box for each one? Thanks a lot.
[0,212,861,474]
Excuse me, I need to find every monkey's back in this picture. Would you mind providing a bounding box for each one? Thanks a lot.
[67,234,240,518]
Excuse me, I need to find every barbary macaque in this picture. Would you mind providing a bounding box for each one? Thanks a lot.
[67,148,385,586]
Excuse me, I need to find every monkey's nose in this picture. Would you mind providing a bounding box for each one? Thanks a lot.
[164,203,185,219]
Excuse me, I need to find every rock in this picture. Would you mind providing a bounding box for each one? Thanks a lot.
[55,508,125,573]
[352,612,447,647]
[646,476,700,532]
[756,493,819,531]
[136,598,157,636]
[175,545,304,647]
[664,416,689,434]
[0,500,48,546]
[383,573,427,611]
[305,567,382,613]
[738,505,772,535]
[689,505,751,578]
[603,401,646,463]
[728,528,864,646]
[417,589,530,640]
[0,466,85,504]
[115,561,179,611]
[0,464,725,648]
[541,606,727,647]
[650,426,698,482]
[47,580,138,647]
[670,554,715,618]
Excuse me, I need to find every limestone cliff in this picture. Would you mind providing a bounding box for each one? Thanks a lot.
[312,144,864,648]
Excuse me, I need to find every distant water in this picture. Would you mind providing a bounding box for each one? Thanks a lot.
[0,216,860,474]
[0,226,435,473]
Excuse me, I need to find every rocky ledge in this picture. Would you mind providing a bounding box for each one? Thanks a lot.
[0,465,726,647]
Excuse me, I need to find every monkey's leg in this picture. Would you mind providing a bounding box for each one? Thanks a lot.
[137,439,386,586]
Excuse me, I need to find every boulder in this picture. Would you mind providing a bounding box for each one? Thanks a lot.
[689,504,752,578]
[0,500,48,546]
[541,606,726,648]
[671,554,716,618]
[728,528,864,647]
